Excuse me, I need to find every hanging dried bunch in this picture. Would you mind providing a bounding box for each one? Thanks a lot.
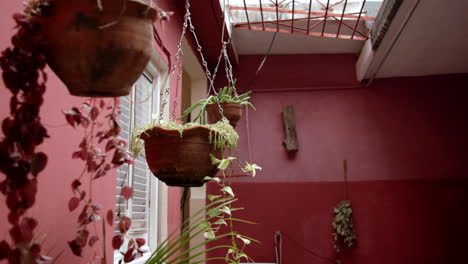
[332,200,356,253]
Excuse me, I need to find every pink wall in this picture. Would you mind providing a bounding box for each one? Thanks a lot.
[0,0,186,262]
[207,54,468,263]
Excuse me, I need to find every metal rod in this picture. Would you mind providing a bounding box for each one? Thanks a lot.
[321,0,330,36]
[228,5,376,20]
[309,19,324,31]
[234,15,324,27]
[330,16,367,38]
[306,0,313,35]
[243,0,251,29]
[336,0,348,37]
[259,0,265,30]
[266,21,308,31]
[291,0,295,33]
[351,0,366,39]
[235,25,367,40]
[329,0,345,9]
[276,0,279,32]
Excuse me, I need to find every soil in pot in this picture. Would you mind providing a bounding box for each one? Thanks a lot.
[140,125,222,187]
[40,0,157,97]
[206,103,243,127]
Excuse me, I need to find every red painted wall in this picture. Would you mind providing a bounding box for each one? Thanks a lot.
[0,1,186,263]
[207,54,468,263]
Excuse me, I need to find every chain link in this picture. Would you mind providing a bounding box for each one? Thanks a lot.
[159,0,242,123]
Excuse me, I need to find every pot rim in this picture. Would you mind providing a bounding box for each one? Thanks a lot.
[140,125,214,140]
[206,102,243,108]
[43,0,158,21]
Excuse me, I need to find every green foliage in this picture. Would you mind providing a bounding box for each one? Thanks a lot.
[180,83,255,124]
[331,200,356,253]
[130,119,239,158]
[145,156,259,264]
[241,162,262,177]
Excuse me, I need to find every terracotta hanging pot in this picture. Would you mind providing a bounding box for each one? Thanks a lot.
[140,125,222,187]
[40,0,157,97]
[206,103,243,127]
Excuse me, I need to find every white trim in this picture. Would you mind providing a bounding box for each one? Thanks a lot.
[113,46,169,263]
[157,182,168,246]
[355,0,421,81]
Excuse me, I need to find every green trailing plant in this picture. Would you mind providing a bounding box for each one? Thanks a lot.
[331,200,356,253]
[145,156,261,264]
[130,119,239,158]
[180,83,255,124]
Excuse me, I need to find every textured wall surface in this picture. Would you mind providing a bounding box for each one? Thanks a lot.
[207,54,468,263]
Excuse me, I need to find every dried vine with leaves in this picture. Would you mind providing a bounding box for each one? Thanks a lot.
[332,200,356,253]
[332,160,356,256]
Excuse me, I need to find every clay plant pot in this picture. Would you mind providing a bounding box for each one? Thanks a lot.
[40,0,157,97]
[140,125,222,187]
[206,103,243,127]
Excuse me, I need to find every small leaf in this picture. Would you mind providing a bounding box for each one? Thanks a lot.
[237,253,249,261]
[241,162,262,177]
[64,113,75,127]
[112,235,124,250]
[209,153,220,165]
[124,247,136,262]
[213,219,227,226]
[219,206,231,215]
[198,221,210,231]
[68,197,80,212]
[203,229,216,240]
[121,186,134,200]
[90,107,99,121]
[207,194,221,201]
[118,216,132,234]
[106,210,114,226]
[89,236,99,247]
[135,238,146,247]
[237,235,251,245]
[221,186,234,197]
[31,152,48,176]
[71,180,81,191]
[0,240,10,260]
[203,176,220,183]
[218,157,236,170]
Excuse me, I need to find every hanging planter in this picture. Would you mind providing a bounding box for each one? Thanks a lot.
[180,85,255,127]
[133,120,238,187]
[206,102,243,127]
[39,0,157,97]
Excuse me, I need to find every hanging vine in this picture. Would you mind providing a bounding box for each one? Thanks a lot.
[63,98,135,260]
[0,1,51,263]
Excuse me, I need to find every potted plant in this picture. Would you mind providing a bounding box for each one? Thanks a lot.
[38,0,159,97]
[180,84,255,127]
[144,174,258,264]
[131,119,239,187]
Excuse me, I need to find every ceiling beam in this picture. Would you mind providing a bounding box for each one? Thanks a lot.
[228,5,376,21]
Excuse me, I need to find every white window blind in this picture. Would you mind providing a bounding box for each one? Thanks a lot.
[115,73,154,238]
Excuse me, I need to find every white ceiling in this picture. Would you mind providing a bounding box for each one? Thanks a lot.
[376,0,468,78]
[232,20,367,55]
[229,0,468,78]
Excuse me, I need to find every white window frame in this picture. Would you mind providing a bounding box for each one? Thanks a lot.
[114,48,169,264]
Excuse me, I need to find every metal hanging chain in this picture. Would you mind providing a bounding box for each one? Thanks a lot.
[184,0,231,119]
[161,0,242,122]
[159,0,190,122]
